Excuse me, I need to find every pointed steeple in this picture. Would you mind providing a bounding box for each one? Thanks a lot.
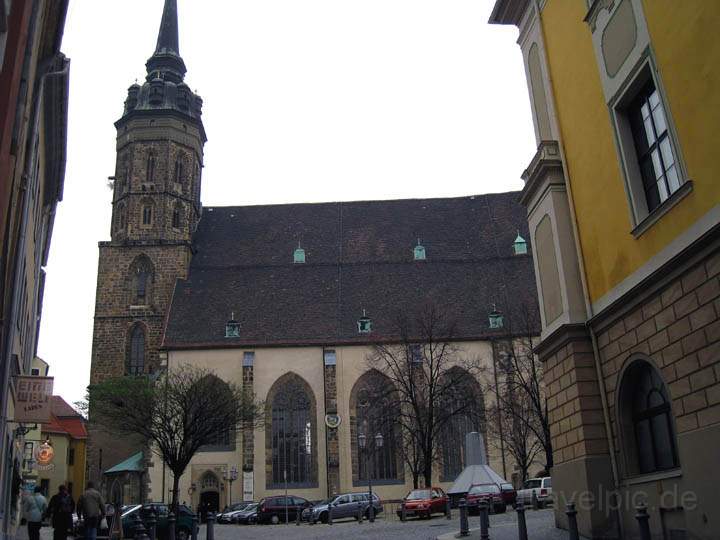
[145,0,187,84]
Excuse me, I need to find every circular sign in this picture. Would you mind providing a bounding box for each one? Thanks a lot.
[35,441,55,471]
[324,414,341,429]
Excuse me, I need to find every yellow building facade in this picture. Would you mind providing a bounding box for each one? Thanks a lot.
[490,1,720,539]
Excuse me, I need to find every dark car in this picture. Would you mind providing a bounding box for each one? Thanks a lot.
[466,483,505,514]
[217,502,253,524]
[396,487,448,519]
[256,496,311,524]
[119,503,198,540]
[303,492,383,523]
[500,482,516,507]
[234,503,259,524]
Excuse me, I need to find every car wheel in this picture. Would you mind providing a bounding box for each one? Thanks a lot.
[176,527,190,540]
[270,514,280,525]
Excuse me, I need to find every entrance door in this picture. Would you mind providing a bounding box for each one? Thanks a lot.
[199,491,220,520]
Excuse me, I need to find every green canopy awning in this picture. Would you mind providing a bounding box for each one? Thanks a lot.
[104,452,144,474]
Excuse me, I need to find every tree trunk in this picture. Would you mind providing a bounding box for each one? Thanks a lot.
[171,473,180,513]
[412,472,419,489]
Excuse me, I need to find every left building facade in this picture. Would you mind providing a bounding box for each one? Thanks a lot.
[0,1,70,538]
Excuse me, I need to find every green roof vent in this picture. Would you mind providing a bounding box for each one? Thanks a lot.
[488,305,504,329]
[413,239,426,261]
[294,242,306,264]
[513,231,528,255]
[357,309,372,334]
[225,313,240,338]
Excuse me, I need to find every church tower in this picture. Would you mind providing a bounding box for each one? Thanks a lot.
[87,0,206,489]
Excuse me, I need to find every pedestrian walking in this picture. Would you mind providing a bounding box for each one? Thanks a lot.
[77,482,105,540]
[47,485,75,540]
[22,487,48,540]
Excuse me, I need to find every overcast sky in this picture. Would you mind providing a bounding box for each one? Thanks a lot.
[37,0,533,406]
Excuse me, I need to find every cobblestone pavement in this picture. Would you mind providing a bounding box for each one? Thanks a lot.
[196,508,562,540]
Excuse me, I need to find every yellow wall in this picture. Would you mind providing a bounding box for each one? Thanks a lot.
[540,0,720,303]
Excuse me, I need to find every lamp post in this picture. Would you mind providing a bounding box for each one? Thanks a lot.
[223,466,238,507]
[358,431,383,523]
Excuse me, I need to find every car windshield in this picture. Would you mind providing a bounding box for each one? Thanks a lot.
[242,504,258,512]
[121,505,141,518]
[524,479,542,489]
[406,490,431,500]
[501,483,514,491]
[469,484,500,494]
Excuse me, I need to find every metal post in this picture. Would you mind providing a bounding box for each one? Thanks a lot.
[206,513,215,540]
[446,498,452,520]
[400,502,406,522]
[133,512,148,540]
[532,491,539,511]
[367,449,374,523]
[327,504,333,526]
[459,498,469,537]
[190,514,198,540]
[516,502,528,540]
[635,504,651,540]
[358,501,363,524]
[167,513,176,540]
[147,509,157,540]
[566,503,579,540]
[479,500,490,540]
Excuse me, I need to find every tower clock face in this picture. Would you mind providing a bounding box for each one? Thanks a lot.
[325,414,341,429]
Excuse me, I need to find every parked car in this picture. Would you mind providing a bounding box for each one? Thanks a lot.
[396,487,448,519]
[516,477,553,508]
[234,503,259,524]
[119,503,197,540]
[303,492,382,523]
[256,496,312,524]
[500,482,517,507]
[466,483,505,514]
[217,502,253,524]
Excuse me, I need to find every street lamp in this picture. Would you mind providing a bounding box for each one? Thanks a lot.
[358,431,384,523]
[223,466,238,507]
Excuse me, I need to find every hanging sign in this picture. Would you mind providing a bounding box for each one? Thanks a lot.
[35,440,55,471]
[13,376,53,423]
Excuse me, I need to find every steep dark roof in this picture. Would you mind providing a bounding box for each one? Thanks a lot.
[163,192,539,348]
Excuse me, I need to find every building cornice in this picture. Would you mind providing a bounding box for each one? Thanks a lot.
[519,140,565,211]
[488,0,531,26]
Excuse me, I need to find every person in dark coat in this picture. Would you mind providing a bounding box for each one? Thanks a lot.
[47,485,75,540]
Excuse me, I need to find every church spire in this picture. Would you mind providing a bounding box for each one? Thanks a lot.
[145,0,187,84]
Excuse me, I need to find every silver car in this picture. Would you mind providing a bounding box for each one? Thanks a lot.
[304,492,382,523]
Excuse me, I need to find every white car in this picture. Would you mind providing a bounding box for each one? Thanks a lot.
[516,477,553,507]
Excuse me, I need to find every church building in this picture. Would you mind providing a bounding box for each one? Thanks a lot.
[88,0,541,508]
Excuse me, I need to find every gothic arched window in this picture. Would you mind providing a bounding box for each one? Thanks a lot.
[266,374,317,488]
[172,202,182,229]
[129,255,154,305]
[127,324,145,375]
[146,150,156,183]
[439,367,485,481]
[116,203,127,232]
[141,199,155,227]
[350,371,401,484]
[174,157,183,185]
[619,359,679,475]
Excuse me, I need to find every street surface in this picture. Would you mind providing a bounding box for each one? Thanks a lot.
[24,508,570,540]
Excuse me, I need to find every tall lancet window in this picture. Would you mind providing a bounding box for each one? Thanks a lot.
[127,324,145,375]
[147,151,156,183]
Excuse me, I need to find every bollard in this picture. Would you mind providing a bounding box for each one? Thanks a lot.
[635,504,651,540]
[296,507,301,526]
[368,499,374,523]
[446,498,452,520]
[400,502,406,522]
[516,502,528,540]
[133,511,149,540]
[167,512,176,540]
[566,503,579,540]
[146,509,157,540]
[206,513,215,540]
[532,491,539,511]
[327,504,333,526]
[358,502,364,524]
[479,500,490,540]
[190,514,198,540]
[459,498,469,537]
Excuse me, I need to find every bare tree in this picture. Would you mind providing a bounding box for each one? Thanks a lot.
[367,303,484,488]
[487,305,552,473]
[88,365,261,510]
[486,390,542,484]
